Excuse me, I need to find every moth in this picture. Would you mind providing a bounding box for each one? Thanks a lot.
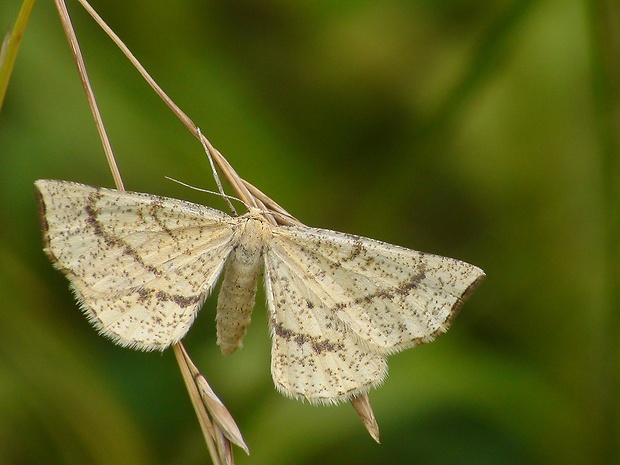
[35,179,484,404]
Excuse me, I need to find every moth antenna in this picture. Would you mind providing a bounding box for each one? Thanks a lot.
[197,127,238,215]
[165,176,245,206]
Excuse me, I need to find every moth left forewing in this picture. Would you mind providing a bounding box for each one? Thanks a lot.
[269,224,484,354]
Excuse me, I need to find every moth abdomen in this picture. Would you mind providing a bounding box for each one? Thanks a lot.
[216,217,270,356]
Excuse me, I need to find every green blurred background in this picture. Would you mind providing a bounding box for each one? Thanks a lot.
[1,0,618,464]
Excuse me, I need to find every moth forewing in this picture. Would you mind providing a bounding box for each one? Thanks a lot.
[268,225,485,355]
[34,179,238,351]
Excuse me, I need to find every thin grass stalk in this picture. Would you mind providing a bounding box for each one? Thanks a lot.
[53,0,124,190]
[173,344,224,465]
[0,0,35,112]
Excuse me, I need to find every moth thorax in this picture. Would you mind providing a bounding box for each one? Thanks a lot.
[216,217,269,356]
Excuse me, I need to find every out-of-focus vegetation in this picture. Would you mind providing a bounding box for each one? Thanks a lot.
[1,0,618,464]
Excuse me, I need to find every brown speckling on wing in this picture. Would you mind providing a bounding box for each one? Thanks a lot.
[34,179,237,350]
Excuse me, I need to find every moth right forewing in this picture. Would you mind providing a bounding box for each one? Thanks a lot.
[35,179,239,350]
